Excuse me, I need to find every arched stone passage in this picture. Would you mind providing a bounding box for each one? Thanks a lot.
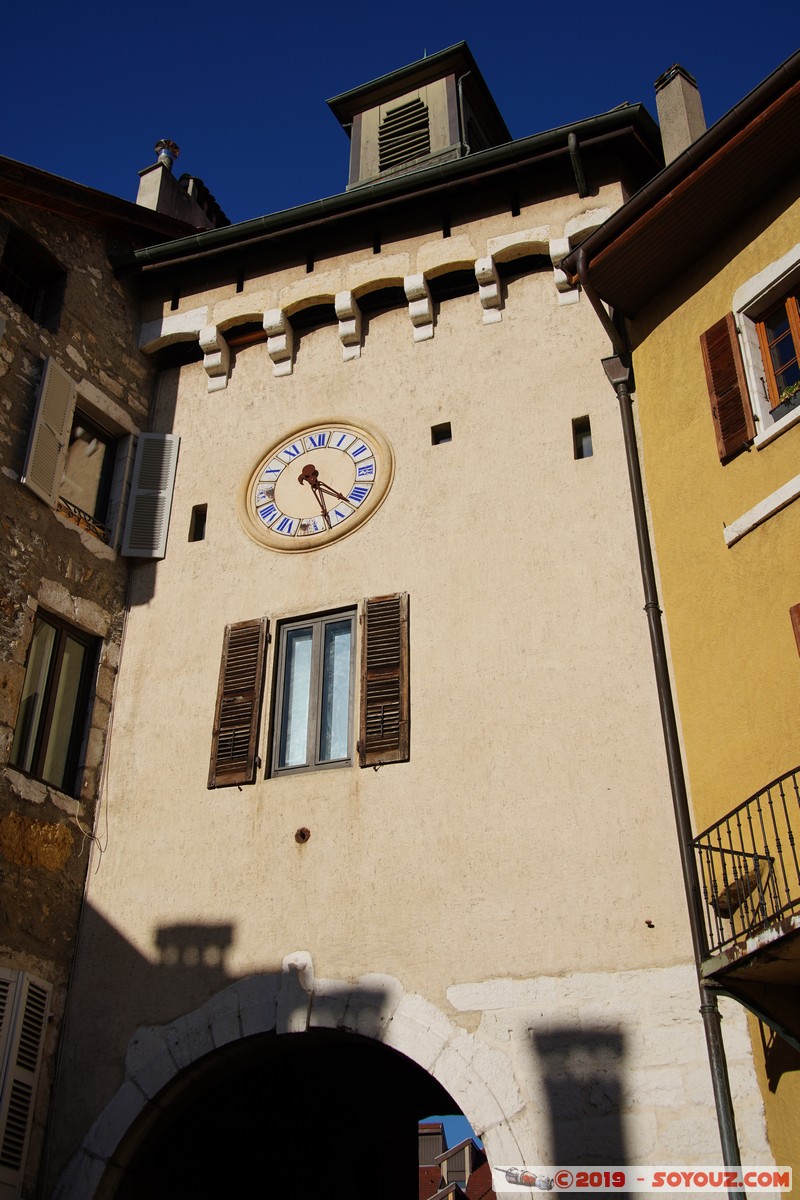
[54,955,528,1199]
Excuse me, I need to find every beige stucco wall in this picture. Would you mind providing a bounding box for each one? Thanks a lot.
[629,184,800,1179]
[49,188,773,1187]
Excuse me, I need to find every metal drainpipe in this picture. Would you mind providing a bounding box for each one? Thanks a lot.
[457,72,472,157]
[571,248,746,1198]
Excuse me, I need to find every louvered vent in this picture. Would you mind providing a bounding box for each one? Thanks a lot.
[379,98,430,172]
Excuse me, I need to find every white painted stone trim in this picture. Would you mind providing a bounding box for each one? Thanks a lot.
[404,273,434,342]
[138,306,208,353]
[198,325,231,393]
[723,473,800,546]
[486,226,550,261]
[732,243,800,312]
[550,237,579,307]
[754,402,800,449]
[263,309,294,376]
[54,957,528,1200]
[335,290,363,361]
[563,208,612,245]
[475,256,502,323]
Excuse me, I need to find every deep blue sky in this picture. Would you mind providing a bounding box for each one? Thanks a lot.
[4,4,797,225]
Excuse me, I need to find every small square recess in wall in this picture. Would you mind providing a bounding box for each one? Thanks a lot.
[573,415,593,459]
[431,422,452,445]
[189,504,207,542]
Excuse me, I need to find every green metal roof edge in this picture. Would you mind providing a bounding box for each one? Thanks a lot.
[327,41,471,111]
[116,103,660,273]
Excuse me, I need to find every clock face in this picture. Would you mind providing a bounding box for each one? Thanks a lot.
[239,421,394,551]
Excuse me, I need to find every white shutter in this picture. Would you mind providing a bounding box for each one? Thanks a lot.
[121,434,180,559]
[105,433,136,551]
[20,358,75,507]
[0,971,51,1198]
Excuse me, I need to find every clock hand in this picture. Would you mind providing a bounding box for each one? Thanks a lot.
[299,463,348,529]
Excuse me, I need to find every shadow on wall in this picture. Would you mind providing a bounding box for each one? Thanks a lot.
[759,1021,800,1093]
[534,1028,629,1169]
[48,905,462,1200]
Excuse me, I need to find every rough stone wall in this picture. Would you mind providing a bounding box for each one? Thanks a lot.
[0,196,155,1196]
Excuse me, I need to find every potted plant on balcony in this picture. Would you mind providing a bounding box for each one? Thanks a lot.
[772,379,800,420]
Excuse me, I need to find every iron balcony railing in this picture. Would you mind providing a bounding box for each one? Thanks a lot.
[692,765,800,957]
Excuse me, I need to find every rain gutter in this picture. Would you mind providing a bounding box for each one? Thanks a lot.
[114,107,659,275]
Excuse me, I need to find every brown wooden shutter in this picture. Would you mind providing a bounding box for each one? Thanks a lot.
[208,618,268,788]
[700,313,755,462]
[359,593,409,768]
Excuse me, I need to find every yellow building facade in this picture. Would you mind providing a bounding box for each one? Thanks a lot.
[568,50,800,1179]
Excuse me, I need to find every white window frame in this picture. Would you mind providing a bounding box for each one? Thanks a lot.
[270,609,357,777]
[734,243,800,450]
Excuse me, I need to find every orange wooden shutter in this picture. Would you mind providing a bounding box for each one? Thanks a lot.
[700,313,755,462]
[208,618,268,787]
[359,594,409,767]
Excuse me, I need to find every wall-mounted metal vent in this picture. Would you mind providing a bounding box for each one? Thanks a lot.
[378,98,431,172]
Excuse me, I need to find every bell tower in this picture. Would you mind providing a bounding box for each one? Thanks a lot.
[327,42,511,190]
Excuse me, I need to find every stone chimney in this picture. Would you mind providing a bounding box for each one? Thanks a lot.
[654,65,707,164]
[136,140,229,230]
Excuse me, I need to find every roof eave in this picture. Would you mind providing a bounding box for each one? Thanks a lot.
[561,49,800,315]
[115,104,661,277]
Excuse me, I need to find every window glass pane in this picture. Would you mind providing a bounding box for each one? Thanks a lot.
[60,413,113,521]
[41,635,87,789]
[11,620,57,772]
[279,628,313,768]
[319,620,352,762]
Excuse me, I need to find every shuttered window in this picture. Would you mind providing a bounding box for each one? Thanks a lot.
[209,597,410,785]
[208,619,269,788]
[21,358,151,550]
[359,593,410,767]
[700,313,755,463]
[0,968,51,1197]
[379,98,431,172]
[121,434,180,559]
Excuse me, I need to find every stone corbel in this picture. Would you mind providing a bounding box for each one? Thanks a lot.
[199,325,231,392]
[475,256,502,323]
[335,291,363,361]
[550,237,580,306]
[404,274,434,342]
[263,309,294,377]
